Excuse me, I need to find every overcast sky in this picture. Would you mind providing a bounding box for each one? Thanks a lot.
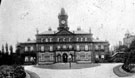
[0,0,135,50]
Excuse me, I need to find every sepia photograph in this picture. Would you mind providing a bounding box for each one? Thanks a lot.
[0,0,135,78]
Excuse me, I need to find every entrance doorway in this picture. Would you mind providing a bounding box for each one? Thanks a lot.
[57,54,61,62]
[62,53,68,63]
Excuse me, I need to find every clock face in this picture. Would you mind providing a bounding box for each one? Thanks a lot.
[61,20,65,24]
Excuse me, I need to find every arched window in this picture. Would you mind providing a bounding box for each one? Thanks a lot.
[45,38,48,42]
[30,57,34,61]
[50,46,53,51]
[95,55,99,58]
[25,46,28,52]
[30,46,34,51]
[85,45,88,51]
[63,45,66,49]
[101,55,104,59]
[81,38,83,41]
[41,46,44,51]
[25,56,29,62]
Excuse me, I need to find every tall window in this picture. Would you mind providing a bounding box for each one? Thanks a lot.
[45,38,48,42]
[50,38,52,42]
[57,46,60,50]
[76,38,79,41]
[30,46,34,51]
[69,38,71,42]
[41,38,44,42]
[85,45,88,51]
[63,45,66,49]
[57,38,59,42]
[25,46,28,52]
[50,54,54,60]
[50,46,53,51]
[85,38,88,41]
[63,38,65,42]
[81,38,83,41]
[69,45,72,49]
[101,55,104,59]
[101,45,104,49]
[95,45,98,50]
[25,56,29,62]
[41,46,44,51]
[77,45,80,51]
[95,55,99,58]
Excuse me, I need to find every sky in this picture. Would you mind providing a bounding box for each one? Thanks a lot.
[0,0,135,50]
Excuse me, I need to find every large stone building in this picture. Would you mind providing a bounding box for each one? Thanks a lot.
[18,8,110,64]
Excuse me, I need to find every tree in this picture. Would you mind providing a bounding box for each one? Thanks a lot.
[5,43,8,54]
[10,45,13,55]
[122,39,135,72]
[115,45,128,52]
[2,45,4,53]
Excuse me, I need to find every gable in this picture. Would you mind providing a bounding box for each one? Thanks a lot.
[56,29,73,35]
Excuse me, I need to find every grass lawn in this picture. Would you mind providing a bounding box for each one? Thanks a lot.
[34,63,100,69]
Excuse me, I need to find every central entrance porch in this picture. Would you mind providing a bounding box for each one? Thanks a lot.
[56,51,74,63]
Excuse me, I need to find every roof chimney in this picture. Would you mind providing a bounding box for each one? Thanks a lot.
[48,27,52,31]
[77,27,81,31]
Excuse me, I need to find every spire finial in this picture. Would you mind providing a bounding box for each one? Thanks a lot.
[61,8,66,15]
[89,27,91,33]
[36,28,39,34]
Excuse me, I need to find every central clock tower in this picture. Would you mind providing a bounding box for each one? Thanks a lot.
[58,8,69,31]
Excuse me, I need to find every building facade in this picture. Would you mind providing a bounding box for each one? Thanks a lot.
[18,8,110,64]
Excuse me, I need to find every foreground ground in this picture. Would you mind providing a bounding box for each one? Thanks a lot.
[25,63,135,78]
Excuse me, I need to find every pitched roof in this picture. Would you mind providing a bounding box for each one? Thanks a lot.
[40,30,58,35]
[21,40,36,44]
[93,39,108,43]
